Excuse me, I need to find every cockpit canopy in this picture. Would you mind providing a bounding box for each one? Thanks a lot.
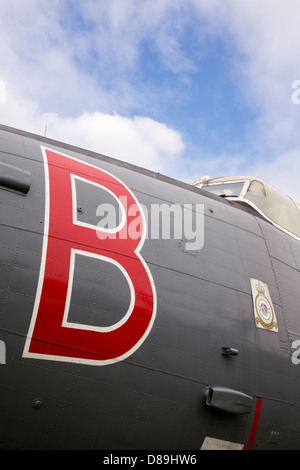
[191,176,300,240]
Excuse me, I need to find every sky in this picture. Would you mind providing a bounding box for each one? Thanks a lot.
[1,0,300,200]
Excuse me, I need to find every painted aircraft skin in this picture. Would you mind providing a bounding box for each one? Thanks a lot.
[0,123,300,450]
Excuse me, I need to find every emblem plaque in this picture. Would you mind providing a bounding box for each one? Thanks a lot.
[250,278,278,332]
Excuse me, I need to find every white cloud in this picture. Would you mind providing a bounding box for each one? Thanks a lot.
[189,0,300,200]
[0,0,199,116]
[216,0,300,152]
[0,0,189,175]
[1,0,300,201]
[0,85,185,175]
[44,111,185,173]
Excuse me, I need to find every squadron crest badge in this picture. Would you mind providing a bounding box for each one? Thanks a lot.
[250,278,278,332]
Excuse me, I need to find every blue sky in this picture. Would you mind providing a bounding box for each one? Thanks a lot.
[1,0,300,200]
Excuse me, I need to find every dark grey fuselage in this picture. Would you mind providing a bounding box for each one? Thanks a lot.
[0,124,299,450]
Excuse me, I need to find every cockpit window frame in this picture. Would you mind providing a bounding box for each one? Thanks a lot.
[199,177,300,242]
[200,180,249,198]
